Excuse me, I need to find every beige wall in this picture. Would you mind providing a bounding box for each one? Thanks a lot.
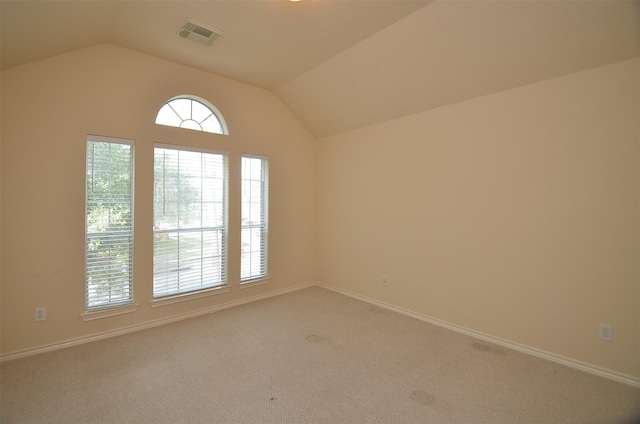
[317,58,640,378]
[0,44,317,355]
[1,42,638,382]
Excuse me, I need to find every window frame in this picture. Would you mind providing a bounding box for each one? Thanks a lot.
[152,143,229,299]
[155,95,229,135]
[84,135,135,312]
[240,154,269,284]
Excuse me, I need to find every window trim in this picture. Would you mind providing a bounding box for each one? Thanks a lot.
[85,135,135,311]
[155,95,229,135]
[240,154,269,284]
[239,277,271,289]
[80,303,138,321]
[149,285,230,308]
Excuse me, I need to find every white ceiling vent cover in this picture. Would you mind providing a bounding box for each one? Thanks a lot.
[178,19,223,47]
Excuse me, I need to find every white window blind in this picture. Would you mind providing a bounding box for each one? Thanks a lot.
[85,136,134,310]
[241,155,268,282]
[153,146,228,297]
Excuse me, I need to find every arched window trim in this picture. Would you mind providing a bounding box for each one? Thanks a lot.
[155,95,229,135]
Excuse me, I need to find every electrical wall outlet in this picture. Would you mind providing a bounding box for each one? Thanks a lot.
[599,323,613,342]
[35,307,47,322]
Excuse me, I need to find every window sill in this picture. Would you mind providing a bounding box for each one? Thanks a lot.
[240,277,271,289]
[81,304,138,321]
[150,285,230,308]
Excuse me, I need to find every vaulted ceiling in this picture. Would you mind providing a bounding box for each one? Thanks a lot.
[2,0,639,138]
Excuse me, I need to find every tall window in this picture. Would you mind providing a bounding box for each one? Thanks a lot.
[155,96,228,135]
[85,136,134,310]
[241,155,269,282]
[153,145,228,297]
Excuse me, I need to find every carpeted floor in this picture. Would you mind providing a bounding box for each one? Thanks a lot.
[1,286,639,423]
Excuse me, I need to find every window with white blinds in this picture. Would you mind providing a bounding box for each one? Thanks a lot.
[241,155,268,282]
[153,145,228,297]
[85,136,134,310]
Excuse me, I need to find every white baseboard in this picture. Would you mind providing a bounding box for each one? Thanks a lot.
[4,280,639,389]
[0,282,315,363]
[317,282,640,389]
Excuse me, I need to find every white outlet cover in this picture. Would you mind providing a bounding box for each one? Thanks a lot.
[35,307,46,322]
[599,323,613,341]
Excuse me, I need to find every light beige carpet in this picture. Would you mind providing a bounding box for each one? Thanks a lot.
[1,286,639,423]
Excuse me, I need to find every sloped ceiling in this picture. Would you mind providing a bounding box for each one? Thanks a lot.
[1,0,639,138]
[0,0,431,88]
[277,1,640,137]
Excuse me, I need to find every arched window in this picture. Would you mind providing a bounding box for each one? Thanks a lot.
[155,95,228,135]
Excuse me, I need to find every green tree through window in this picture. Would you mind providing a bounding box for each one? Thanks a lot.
[153,146,228,297]
[86,137,134,309]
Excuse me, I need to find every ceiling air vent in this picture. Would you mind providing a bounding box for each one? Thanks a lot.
[178,19,223,47]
